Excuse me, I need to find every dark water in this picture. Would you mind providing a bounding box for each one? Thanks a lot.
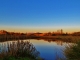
[0,39,70,60]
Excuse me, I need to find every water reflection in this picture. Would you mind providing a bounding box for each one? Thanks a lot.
[0,39,71,60]
[29,39,67,60]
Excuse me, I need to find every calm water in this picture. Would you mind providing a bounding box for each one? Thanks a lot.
[0,39,71,60]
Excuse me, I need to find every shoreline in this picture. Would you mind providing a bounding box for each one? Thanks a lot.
[0,35,80,42]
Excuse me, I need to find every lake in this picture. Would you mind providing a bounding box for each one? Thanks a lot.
[0,39,72,60]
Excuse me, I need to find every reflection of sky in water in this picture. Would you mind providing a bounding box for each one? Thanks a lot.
[0,39,69,60]
[26,39,67,60]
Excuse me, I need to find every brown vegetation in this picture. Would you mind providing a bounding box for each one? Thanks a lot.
[0,30,80,42]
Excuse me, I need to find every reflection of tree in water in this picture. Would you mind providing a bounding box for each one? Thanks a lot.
[41,38,76,46]
[42,39,64,46]
[0,40,40,59]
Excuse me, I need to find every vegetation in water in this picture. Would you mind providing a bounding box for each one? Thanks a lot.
[0,40,42,60]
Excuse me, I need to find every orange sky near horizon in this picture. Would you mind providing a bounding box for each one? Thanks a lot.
[0,27,80,33]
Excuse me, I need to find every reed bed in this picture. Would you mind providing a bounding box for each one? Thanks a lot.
[0,40,41,60]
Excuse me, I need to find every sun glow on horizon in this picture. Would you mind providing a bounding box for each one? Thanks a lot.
[0,26,80,33]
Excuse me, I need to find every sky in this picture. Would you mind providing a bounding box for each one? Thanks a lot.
[0,0,80,33]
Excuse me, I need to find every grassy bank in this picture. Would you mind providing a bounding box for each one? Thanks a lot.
[0,34,80,43]
[65,41,80,60]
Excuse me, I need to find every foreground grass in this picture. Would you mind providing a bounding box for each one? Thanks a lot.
[65,41,80,60]
[0,57,42,60]
[0,40,42,60]
[0,57,34,60]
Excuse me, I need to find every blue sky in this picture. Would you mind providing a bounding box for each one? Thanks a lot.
[0,0,80,32]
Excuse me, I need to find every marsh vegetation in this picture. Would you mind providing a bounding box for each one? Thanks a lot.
[0,30,80,60]
[0,40,42,60]
[65,41,80,60]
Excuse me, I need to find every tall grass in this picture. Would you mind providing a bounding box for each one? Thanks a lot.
[0,40,41,60]
[64,41,80,60]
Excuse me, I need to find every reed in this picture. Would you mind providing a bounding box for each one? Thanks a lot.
[0,40,41,60]
[64,41,80,60]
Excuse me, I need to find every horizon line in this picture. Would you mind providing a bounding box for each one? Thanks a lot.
[0,29,80,33]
